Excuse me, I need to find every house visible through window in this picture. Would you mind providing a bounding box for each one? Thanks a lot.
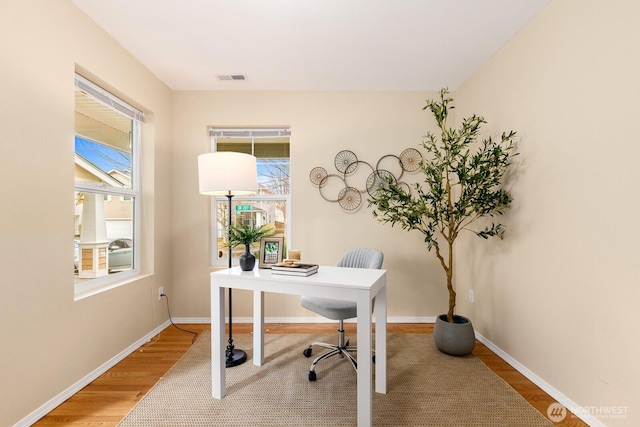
[74,74,142,293]
[209,128,291,265]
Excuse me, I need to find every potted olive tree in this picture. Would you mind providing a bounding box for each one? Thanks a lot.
[227,223,274,271]
[368,89,518,355]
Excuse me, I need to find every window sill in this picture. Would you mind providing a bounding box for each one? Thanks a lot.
[74,270,152,301]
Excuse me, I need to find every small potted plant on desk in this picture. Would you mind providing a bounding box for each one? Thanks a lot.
[368,88,518,355]
[227,223,274,271]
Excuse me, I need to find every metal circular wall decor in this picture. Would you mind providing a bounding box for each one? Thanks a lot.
[366,169,397,196]
[318,174,346,202]
[334,150,358,174]
[310,147,423,212]
[343,160,374,194]
[397,181,412,193]
[309,166,328,187]
[338,187,362,211]
[399,148,422,172]
[376,154,404,183]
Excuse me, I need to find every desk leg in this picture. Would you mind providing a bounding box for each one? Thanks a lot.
[356,295,373,427]
[375,284,387,394]
[253,290,264,366]
[211,284,226,399]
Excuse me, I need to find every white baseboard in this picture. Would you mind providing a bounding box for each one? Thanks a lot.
[475,332,601,427]
[171,316,437,324]
[14,320,171,427]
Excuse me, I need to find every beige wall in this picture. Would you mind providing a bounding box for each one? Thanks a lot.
[455,0,640,425]
[0,1,172,425]
[171,90,451,321]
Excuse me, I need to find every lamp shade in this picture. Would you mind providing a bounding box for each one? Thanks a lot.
[198,152,258,196]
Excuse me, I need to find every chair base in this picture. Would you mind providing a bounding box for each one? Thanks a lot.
[304,342,358,381]
[302,321,360,381]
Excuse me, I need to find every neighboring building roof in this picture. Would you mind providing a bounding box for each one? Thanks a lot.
[75,154,126,187]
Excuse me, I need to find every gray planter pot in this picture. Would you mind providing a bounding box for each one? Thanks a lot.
[433,314,476,356]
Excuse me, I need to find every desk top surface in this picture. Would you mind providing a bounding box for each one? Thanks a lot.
[211,265,386,290]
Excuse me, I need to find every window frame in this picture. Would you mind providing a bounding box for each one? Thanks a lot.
[74,74,143,299]
[209,128,291,267]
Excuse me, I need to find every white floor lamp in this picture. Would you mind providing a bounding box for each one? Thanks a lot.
[198,151,257,367]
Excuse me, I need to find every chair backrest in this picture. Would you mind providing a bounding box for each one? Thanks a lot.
[335,248,383,269]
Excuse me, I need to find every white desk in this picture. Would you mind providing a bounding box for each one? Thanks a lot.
[210,265,387,427]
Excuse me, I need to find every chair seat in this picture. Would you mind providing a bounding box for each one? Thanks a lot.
[300,296,356,320]
[300,248,383,381]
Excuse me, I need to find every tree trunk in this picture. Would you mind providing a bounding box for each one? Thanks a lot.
[446,237,456,322]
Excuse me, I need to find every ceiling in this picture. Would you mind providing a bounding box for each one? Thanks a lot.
[71,0,550,91]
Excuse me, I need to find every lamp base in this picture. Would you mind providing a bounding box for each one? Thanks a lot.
[226,348,247,368]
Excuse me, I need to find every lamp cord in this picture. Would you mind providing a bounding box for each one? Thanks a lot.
[162,293,198,344]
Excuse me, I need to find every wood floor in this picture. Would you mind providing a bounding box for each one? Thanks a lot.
[34,323,587,426]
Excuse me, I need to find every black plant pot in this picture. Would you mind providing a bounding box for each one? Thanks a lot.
[433,314,476,356]
[238,244,256,271]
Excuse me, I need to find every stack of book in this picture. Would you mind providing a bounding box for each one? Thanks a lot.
[271,261,319,277]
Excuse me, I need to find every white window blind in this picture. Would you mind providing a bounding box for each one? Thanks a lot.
[75,74,144,123]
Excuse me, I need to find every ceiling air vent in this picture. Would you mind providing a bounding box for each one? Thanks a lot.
[217,74,247,81]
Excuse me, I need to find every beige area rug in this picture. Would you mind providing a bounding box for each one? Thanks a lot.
[118,331,552,427]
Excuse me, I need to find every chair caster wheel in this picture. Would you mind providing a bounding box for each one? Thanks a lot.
[308,371,317,381]
[303,348,312,358]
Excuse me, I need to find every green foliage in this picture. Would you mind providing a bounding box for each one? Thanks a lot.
[226,223,275,247]
[368,88,518,322]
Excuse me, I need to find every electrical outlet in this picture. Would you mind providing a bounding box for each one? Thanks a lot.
[158,287,164,300]
[469,289,475,303]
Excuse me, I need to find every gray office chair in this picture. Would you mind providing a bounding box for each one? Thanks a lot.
[300,248,384,381]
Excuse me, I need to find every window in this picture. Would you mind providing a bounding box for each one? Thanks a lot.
[209,128,291,265]
[74,74,143,293]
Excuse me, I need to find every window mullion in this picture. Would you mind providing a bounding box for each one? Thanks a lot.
[75,182,137,197]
